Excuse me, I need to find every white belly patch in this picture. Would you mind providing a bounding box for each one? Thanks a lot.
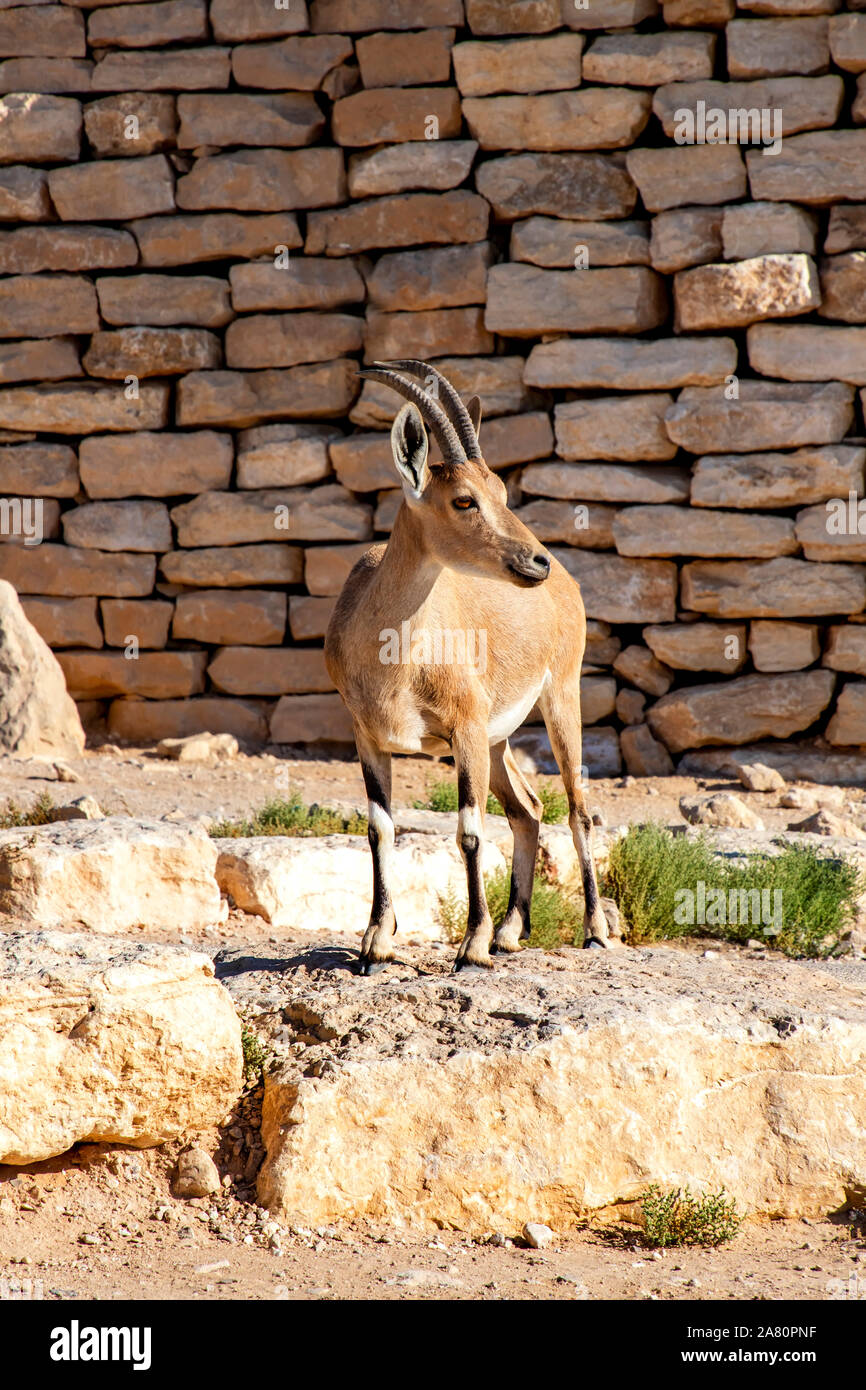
[487,671,550,745]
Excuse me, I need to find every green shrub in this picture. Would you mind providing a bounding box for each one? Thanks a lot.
[415,777,568,825]
[240,1024,271,1082]
[211,792,367,839]
[604,822,862,958]
[639,1184,741,1248]
[0,792,55,828]
[439,865,583,949]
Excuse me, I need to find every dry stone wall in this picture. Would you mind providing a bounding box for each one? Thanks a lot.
[4,0,866,772]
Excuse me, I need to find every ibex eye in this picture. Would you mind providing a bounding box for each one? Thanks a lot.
[452,497,476,511]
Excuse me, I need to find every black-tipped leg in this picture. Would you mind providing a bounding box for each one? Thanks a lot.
[583,936,608,950]
[452,958,493,975]
[358,957,390,976]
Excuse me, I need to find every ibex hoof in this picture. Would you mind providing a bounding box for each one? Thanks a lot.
[452,958,493,975]
[358,957,389,976]
[583,936,609,950]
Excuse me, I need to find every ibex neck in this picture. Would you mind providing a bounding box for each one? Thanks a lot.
[375,501,444,616]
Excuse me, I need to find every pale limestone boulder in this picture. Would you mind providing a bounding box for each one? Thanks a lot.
[674,254,820,331]
[270,691,354,743]
[171,485,371,547]
[347,141,478,197]
[620,723,674,776]
[0,819,221,932]
[613,505,796,558]
[160,544,303,589]
[554,393,675,461]
[644,622,748,673]
[680,791,765,829]
[525,335,734,389]
[523,462,691,504]
[722,202,818,260]
[475,152,637,221]
[665,381,854,454]
[823,625,866,677]
[254,944,866,1229]
[626,145,746,212]
[215,833,507,939]
[453,34,583,95]
[80,430,232,499]
[176,362,359,428]
[827,682,866,746]
[0,580,84,759]
[653,76,842,141]
[156,732,238,763]
[236,424,336,490]
[749,620,821,672]
[551,549,677,623]
[486,264,666,336]
[788,809,863,838]
[649,670,836,751]
[681,557,866,617]
[173,1146,221,1199]
[650,206,723,273]
[691,445,865,509]
[748,324,866,384]
[108,696,269,746]
[737,762,787,792]
[463,88,651,151]
[747,131,866,204]
[0,930,241,1166]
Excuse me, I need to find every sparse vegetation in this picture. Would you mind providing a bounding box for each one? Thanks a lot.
[210,793,367,839]
[639,1184,742,1248]
[240,1024,272,1083]
[439,863,583,949]
[0,791,55,828]
[604,822,862,958]
[415,777,569,824]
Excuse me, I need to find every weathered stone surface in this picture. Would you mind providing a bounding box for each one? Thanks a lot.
[49,154,174,221]
[172,590,286,647]
[551,549,676,623]
[675,253,820,330]
[61,499,170,553]
[823,625,866,677]
[107,696,269,745]
[270,690,355,742]
[0,93,80,164]
[614,505,796,558]
[621,723,674,775]
[654,75,843,140]
[0,5,83,56]
[795,502,866,561]
[0,443,77,498]
[722,201,819,260]
[691,444,865,508]
[681,556,866,617]
[306,191,489,255]
[101,598,172,649]
[83,326,221,378]
[177,93,324,150]
[176,148,345,212]
[649,669,835,751]
[0,929,241,1165]
[347,140,478,197]
[57,650,206,699]
[826,204,866,254]
[650,206,723,273]
[464,0,560,32]
[0,580,84,758]
[96,273,231,328]
[0,166,52,222]
[332,87,461,146]
[749,323,866,384]
[826,681,866,745]
[83,93,176,156]
[304,542,375,596]
[250,940,866,1228]
[80,430,231,499]
[680,790,764,829]
[486,265,666,335]
[210,0,308,41]
[131,212,302,266]
[727,16,830,77]
[0,274,97,338]
[90,46,230,91]
[613,643,673,696]
[828,12,866,71]
[230,258,364,313]
[173,1145,221,1199]
[351,355,539,425]
[367,243,492,311]
[525,335,735,389]
[0,544,155,597]
[738,761,786,793]
[226,312,363,370]
[585,31,714,85]
[365,306,493,361]
[510,215,649,267]
[464,88,650,151]
[160,544,304,589]
[208,647,332,697]
[749,619,821,671]
[586,673,623,721]
[0,338,81,384]
[644,622,748,672]
[522,460,691,504]
[231,34,353,91]
[171,485,371,547]
[176,361,358,427]
[0,381,170,434]
[289,595,336,641]
[512,499,616,548]
[88,0,205,46]
[453,34,582,95]
[357,28,455,87]
[627,145,746,211]
[22,596,102,651]
[237,423,337,490]
[0,225,137,274]
[564,0,661,25]
[330,434,400,492]
[312,0,462,29]
[475,152,637,220]
[819,252,866,322]
[155,732,238,764]
[665,382,854,453]
[747,132,866,204]
[555,394,676,461]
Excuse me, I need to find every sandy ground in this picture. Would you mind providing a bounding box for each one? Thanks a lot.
[1,741,865,1302]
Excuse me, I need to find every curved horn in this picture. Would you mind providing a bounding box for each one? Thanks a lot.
[384,358,483,460]
[358,363,466,465]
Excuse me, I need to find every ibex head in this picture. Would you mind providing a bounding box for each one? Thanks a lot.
[359,359,552,588]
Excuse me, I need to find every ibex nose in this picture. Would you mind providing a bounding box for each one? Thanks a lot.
[532,552,551,576]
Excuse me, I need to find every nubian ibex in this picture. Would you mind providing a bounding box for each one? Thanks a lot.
[325,361,614,974]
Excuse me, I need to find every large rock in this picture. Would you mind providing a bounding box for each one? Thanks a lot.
[249,943,866,1229]
[172,590,286,646]
[56,651,206,700]
[0,579,84,758]
[305,190,489,255]
[511,215,650,267]
[749,620,821,672]
[0,381,170,435]
[96,273,233,328]
[463,89,651,151]
[230,257,365,312]
[823,624,866,677]
[89,47,232,92]
[0,930,241,1166]
[365,306,493,362]
[351,355,540,425]
[0,442,78,498]
[0,545,155,598]
[83,93,177,158]
[613,505,796,558]
[681,556,866,617]
[522,460,690,504]
[177,93,324,149]
[474,152,637,220]
[0,225,137,275]
[722,201,818,260]
[62,499,171,552]
[347,140,478,197]
[747,131,866,204]
[650,206,723,274]
[795,502,866,561]
[0,167,51,222]
[674,254,820,330]
[160,544,303,589]
[357,28,456,88]
[486,264,666,335]
[175,362,358,427]
[643,622,748,673]
[170,485,371,547]
[332,87,462,145]
[0,819,221,933]
[88,0,207,47]
[626,145,746,211]
[820,252,866,323]
[0,274,98,339]
[827,681,866,746]
[226,312,363,370]
[648,670,836,751]
[230,34,354,90]
[131,212,303,267]
[176,148,345,212]
[0,92,81,164]
[585,31,715,85]
[453,34,583,95]
[665,382,854,454]
[555,393,675,461]
[748,324,866,385]
[236,423,337,489]
[108,697,269,746]
[653,76,843,140]
[366,242,493,311]
[551,549,677,623]
[691,445,865,509]
[48,155,175,221]
[524,335,735,389]
[80,430,233,499]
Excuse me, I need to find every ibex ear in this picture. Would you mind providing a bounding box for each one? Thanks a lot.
[466,394,482,441]
[391,402,430,499]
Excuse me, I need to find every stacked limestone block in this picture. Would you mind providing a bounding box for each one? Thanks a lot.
[4,0,866,773]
